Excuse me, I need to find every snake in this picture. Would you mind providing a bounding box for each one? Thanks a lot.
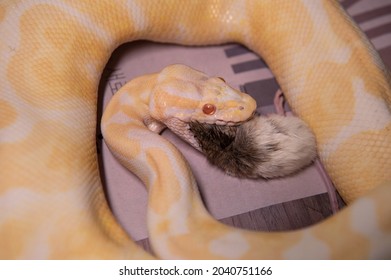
[1,0,390,259]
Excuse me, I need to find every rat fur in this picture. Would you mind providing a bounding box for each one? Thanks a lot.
[189,114,317,179]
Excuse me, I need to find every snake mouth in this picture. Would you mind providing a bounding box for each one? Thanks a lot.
[200,119,245,126]
[214,110,257,126]
[215,120,240,126]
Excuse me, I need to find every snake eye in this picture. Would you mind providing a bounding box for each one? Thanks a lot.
[202,103,216,115]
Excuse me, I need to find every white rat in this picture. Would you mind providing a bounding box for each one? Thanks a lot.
[190,94,317,179]
[190,89,340,213]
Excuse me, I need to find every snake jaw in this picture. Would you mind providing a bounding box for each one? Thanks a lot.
[164,117,203,151]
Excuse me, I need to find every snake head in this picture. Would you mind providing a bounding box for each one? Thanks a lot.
[150,64,257,125]
[149,64,256,150]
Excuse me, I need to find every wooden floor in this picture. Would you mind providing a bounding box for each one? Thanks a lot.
[136,192,346,254]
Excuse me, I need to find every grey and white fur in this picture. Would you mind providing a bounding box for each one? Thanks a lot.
[189,114,317,179]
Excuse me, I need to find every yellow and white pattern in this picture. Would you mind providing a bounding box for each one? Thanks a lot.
[0,0,390,259]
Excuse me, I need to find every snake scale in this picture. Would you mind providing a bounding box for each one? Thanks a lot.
[1,0,391,259]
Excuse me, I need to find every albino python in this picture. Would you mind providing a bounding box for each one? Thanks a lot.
[1,0,390,259]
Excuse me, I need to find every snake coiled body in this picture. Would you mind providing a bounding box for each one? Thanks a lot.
[1,0,390,259]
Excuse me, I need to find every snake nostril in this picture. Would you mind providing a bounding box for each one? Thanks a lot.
[239,106,244,110]
[217,77,225,82]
